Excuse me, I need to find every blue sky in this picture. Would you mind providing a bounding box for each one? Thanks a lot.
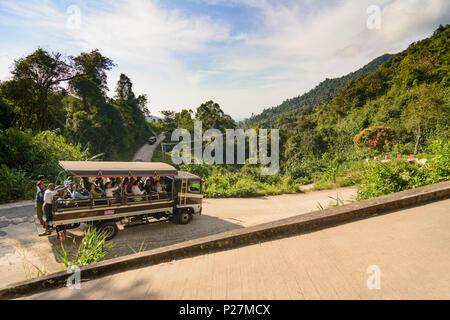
[0,0,448,120]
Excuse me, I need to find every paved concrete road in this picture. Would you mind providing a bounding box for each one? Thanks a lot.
[0,187,356,288]
[132,133,165,162]
[27,199,450,300]
[0,201,62,286]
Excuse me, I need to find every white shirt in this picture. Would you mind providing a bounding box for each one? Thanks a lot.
[105,186,119,198]
[131,185,145,196]
[43,190,58,204]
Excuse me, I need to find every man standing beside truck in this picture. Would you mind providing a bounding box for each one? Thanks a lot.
[42,183,68,235]
[35,181,45,226]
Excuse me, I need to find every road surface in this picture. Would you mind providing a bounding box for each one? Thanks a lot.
[132,133,165,162]
[26,199,450,299]
[0,187,356,288]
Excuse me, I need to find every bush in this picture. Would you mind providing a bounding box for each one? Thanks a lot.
[0,165,34,203]
[357,140,449,200]
[31,130,88,179]
[285,158,324,180]
[353,126,393,153]
[426,140,450,182]
[0,128,89,203]
[147,120,164,135]
[203,169,301,198]
[357,160,410,200]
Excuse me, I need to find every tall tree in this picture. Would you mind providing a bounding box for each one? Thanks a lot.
[10,48,77,130]
[402,84,449,154]
[115,73,150,117]
[69,49,115,110]
[195,100,236,131]
[115,73,135,100]
[160,110,178,134]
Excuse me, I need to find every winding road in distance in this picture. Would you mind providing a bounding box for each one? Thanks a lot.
[132,133,165,162]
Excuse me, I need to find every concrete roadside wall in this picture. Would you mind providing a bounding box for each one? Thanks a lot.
[1,181,449,299]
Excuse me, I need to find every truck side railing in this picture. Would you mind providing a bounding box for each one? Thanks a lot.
[54,191,172,213]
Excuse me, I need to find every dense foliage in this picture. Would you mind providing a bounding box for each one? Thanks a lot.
[357,140,449,200]
[160,100,236,137]
[0,128,88,202]
[180,163,302,198]
[0,48,151,161]
[0,49,152,202]
[353,126,393,153]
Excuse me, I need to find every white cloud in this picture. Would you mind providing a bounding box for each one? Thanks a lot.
[377,0,448,45]
[0,0,448,120]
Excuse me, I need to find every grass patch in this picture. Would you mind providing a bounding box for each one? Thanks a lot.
[55,227,115,269]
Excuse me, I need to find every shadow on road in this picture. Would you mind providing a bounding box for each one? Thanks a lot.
[47,214,243,263]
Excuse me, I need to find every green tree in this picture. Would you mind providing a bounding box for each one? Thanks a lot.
[8,48,77,130]
[69,49,115,110]
[175,109,194,131]
[112,74,151,158]
[402,84,449,154]
[161,110,178,134]
[195,100,236,131]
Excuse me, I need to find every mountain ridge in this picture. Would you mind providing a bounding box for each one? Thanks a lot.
[241,53,393,128]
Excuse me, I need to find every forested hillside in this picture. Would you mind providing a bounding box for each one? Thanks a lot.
[240,54,393,128]
[276,24,449,182]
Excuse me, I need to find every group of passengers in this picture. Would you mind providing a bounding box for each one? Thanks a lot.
[77,176,168,200]
[34,175,170,238]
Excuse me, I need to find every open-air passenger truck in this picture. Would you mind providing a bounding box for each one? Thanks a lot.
[39,161,203,240]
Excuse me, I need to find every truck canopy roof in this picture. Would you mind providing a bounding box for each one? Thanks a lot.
[59,161,177,177]
[175,171,201,180]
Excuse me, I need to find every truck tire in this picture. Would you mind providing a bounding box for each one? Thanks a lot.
[97,221,118,240]
[177,209,193,225]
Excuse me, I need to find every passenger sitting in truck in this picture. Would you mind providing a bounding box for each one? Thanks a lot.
[155,181,166,193]
[105,180,122,198]
[64,182,76,199]
[89,183,104,199]
[131,180,146,201]
[122,178,129,191]
[152,179,159,192]
[138,180,146,191]
[115,178,126,195]
[94,177,105,193]
[74,184,90,200]
[144,179,152,194]
[81,177,92,191]
[127,177,135,194]
[112,177,121,187]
